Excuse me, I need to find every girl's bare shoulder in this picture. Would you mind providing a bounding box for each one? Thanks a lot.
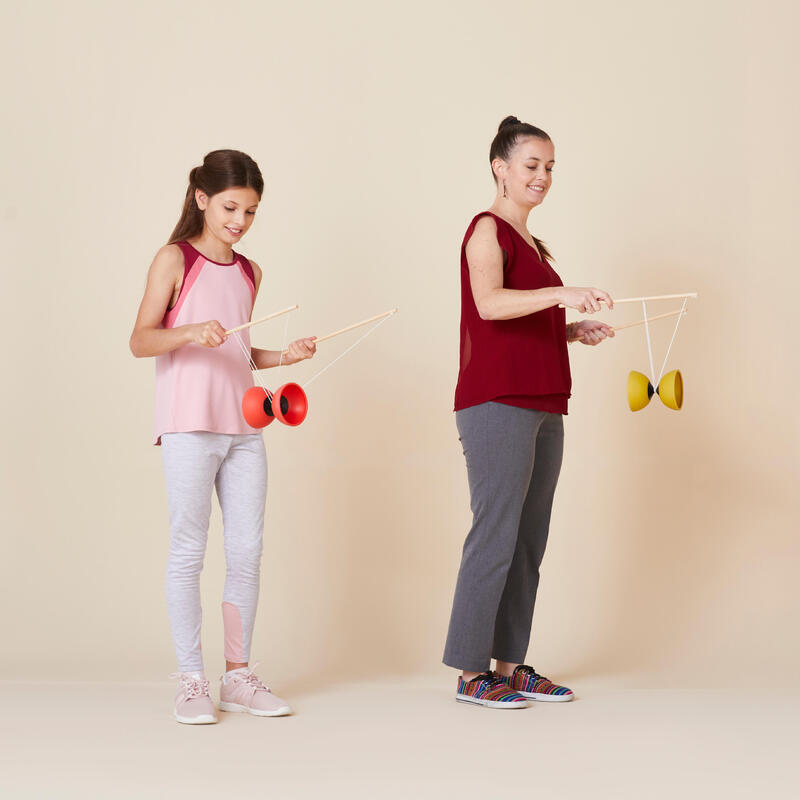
[149,243,185,278]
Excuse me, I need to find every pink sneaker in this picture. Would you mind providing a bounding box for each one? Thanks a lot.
[218,664,292,717]
[170,672,218,724]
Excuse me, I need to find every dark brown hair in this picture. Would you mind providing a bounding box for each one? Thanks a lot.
[490,116,553,262]
[168,150,264,244]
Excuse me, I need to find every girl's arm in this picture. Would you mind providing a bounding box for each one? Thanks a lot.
[466,216,613,320]
[129,245,228,357]
[247,260,316,369]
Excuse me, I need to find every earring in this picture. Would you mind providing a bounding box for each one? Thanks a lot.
[502,181,507,199]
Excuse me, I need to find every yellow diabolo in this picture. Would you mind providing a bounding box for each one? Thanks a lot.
[627,369,683,412]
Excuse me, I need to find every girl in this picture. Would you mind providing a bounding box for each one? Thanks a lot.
[130,150,316,724]
[443,117,614,708]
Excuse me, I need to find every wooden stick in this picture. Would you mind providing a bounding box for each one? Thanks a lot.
[312,308,398,345]
[612,292,697,304]
[559,292,697,309]
[225,304,299,335]
[611,309,687,332]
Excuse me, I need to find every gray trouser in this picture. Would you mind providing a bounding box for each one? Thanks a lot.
[443,402,564,673]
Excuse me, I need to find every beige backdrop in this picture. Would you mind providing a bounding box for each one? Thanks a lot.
[1,0,797,686]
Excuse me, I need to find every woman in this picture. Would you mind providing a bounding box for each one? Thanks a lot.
[444,117,614,709]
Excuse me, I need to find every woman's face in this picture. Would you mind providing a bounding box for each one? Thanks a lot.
[196,186,260,244]
[494,136,555,208]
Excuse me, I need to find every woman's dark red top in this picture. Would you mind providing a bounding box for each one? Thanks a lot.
[454,211,572,414]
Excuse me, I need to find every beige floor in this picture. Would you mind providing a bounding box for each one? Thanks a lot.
[1,675,796,799]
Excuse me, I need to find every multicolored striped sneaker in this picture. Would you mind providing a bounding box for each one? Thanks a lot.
[504,665,574,702]
[456,671,529,709]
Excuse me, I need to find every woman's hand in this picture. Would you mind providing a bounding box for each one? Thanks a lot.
[283,337,317,365]
[560,287,614,313]
[570,319,615,346]
[187,320,228,348]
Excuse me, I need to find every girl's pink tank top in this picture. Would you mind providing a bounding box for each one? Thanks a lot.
[153,241,259,445]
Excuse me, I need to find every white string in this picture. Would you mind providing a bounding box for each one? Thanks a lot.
[233,331,262,382]
[642,299,655,384]
[655,298,688,386]
[302,313,393,389]
[275,313,290,385]
[232,330,272,399]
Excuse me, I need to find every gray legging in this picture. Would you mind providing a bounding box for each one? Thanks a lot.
[443,401,564,673]
[161,432,267,674]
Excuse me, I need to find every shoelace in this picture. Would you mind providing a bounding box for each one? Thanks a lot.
[470,671,508,690]
[169,673,210,699]
[229,662,270,693]
[517,666,548,683]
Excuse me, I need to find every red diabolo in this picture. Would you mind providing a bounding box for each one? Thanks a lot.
[272,383,308,426]
[241,386,276,428]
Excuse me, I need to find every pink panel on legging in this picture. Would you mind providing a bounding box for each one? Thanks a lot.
[222,601,243,662]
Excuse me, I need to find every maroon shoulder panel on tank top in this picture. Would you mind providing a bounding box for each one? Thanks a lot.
[167,242,199,317]
[236,252,255,288]
[453,212,572,414]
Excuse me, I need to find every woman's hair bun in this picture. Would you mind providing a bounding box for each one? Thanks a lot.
[498,116,522,131]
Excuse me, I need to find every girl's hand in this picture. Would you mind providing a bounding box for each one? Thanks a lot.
[188,320,228,348]
[560,287,614,313]
[571,319,615,346]
[284,337,317,365]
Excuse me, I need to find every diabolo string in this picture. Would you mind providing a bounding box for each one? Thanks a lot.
[232,329,273,399]
[302,313,394,389]
[655,297,688,387]
[641,299,656,385]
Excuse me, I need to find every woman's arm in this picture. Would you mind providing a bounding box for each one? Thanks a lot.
[466,216,613,320]
[247,260,317,369]
[567,319,614,345]
[129,245,228,357]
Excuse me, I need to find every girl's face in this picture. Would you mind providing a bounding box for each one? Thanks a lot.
[196,186,260,244]
[493,136,555,208]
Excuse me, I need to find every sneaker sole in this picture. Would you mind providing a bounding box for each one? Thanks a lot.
[455,693,529,709]
[518,691,574,702]
[174,712,217,724]
[218,701,292,717]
